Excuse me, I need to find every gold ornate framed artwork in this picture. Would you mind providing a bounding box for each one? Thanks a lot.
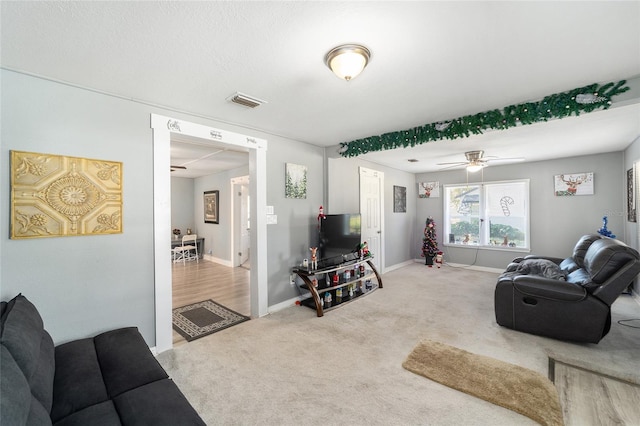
[10,150,123,239]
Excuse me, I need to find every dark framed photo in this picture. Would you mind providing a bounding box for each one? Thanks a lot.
[393,185,406,213]
[628,168,636,222]
[204,190,219,224]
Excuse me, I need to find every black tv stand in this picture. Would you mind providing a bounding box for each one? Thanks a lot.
[292,256,382,317]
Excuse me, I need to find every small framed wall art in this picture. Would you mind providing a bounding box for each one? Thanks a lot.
[418,182,440,198]
[628,167,636,222]
[554,172,594,196]
[393,185,407,212]
[285,163,307,199]
[204,190,219,224]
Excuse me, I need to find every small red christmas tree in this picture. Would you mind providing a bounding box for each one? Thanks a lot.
[421,217,438,266]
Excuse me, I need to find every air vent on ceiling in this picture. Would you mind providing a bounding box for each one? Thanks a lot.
[227,92,267,108]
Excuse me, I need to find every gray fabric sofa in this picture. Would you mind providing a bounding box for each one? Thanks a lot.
[1,294,205,426]
[495,234,640,343]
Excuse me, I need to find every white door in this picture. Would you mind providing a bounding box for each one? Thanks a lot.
[359,167,384,271]
[233,176,250,267]
[239,183,250,266]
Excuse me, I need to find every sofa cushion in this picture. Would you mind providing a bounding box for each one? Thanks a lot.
[94,327,168,398]
[1,345,32,426]
[113,379,206,426]
[53,401,121,426]
[584,238,640,284]
[0,294,55,415]
[559,257,579,274]
[572,234,602,268]
[51,338,110,423]
[564,268,603,293]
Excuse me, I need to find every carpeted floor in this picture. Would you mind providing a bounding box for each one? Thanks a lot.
[172,299,250,342]
[157,263,640,425]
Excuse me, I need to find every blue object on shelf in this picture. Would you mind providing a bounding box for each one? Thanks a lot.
[597,216,616,238]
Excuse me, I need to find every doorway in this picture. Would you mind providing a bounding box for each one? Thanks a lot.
[359,166,384,272]
[231,175,250,269]
[152,114,268,353]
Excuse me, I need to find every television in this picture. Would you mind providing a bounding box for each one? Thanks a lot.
[318,213,362,267]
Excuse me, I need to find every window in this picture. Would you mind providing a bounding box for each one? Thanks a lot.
[444,180,529,249]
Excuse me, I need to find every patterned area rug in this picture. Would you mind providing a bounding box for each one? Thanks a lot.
[173,299,250,342]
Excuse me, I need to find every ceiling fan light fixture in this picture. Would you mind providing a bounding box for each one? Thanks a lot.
[466,163,485,173]
[324,44,370,81]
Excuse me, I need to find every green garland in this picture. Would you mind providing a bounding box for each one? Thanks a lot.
[339,80,629,157]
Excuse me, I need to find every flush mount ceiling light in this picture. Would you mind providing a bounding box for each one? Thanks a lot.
[324,44,371,81]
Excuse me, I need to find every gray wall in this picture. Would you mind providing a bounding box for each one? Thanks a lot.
[326,154,417,270]
[415,152,625,269]
[1,70,156,345]
[193,166,249,260]
[171,177,195,236]
[624,135,640,251]
[266,140,324,306]
[0,70,324,345]
[3,69,636,346]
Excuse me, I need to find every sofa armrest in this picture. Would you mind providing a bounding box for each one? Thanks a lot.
[512,275,587,302]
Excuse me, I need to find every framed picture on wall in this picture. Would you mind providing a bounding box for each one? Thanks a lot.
[285,163,307,199]
[628,168,636,222]
[418,181,440,198]
[393,185,406,212]
[553,172,594,196]
[204,190,219,224]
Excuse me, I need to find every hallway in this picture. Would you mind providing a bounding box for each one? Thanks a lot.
[172,260,250,345]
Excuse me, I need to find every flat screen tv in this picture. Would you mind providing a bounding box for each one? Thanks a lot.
[318,213,361,267]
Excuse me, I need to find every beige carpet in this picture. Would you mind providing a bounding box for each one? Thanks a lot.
[403,340,563,426]
[157,263,640,425]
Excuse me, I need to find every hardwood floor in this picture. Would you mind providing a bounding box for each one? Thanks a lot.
[551,358,640,425]
[172,259,250,345]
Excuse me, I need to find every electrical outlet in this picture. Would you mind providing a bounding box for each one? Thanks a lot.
[290,274,296,286]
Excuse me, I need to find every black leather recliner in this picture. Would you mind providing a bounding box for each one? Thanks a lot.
[495,234,640,343]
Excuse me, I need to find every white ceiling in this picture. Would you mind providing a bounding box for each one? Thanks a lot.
[2,1,639,177]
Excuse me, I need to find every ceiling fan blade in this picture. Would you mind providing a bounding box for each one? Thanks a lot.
[170,165,187,169]
[438,163,468,170]
[484,157,525,164]
[436,161,467,166]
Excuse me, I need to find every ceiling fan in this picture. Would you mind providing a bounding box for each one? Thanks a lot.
[170,165,187,172]
[437,150,524,172]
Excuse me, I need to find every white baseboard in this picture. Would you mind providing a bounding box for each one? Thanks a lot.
[440,261,504,274]
[384,259,415,273]
[204,254,233,267]
[413,258,502,273]
[268,295,308,314]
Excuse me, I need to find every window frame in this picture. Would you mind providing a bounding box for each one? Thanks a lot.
[443,179,530,252]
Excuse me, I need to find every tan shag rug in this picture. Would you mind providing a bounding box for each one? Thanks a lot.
[403,340,564,426]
